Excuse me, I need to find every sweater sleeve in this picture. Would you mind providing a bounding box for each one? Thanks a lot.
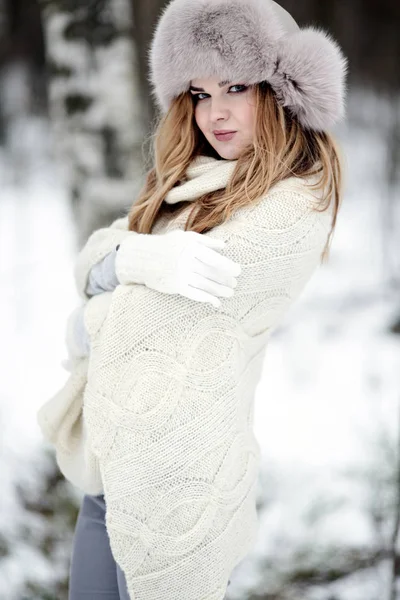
[85,247,120,297]
[36,291,114,497]
[224,184,333,336]
[74,215,131,300]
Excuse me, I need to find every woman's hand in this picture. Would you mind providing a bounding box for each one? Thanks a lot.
[115,229,242,308]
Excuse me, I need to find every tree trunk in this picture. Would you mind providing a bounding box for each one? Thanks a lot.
[130,0,166,144]
[39,0,146,246]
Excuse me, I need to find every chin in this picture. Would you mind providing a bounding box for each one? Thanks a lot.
[212,145,241,160]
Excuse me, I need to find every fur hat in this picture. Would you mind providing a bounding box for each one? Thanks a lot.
[149,0,348,131]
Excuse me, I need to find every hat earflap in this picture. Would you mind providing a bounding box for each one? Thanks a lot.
[269,27,348,131]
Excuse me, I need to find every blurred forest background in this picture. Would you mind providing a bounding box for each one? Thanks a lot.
[1,0,400,599]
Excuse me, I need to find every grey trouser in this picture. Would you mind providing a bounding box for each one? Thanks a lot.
[69,493,231,599]
[69,494,130,599]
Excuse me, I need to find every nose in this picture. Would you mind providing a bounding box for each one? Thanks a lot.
[208,96,230,123]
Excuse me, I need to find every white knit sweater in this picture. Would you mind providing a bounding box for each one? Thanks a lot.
[38,155,333,600]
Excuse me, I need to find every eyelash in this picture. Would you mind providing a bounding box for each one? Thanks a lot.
[193,84,248,102]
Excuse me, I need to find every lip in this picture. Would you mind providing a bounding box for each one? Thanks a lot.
[213,130,237,141]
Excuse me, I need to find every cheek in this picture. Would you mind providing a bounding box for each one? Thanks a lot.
[239,103,256,137]
[238,91,256,131]
[194,108,208,135]
[244,99,256,124]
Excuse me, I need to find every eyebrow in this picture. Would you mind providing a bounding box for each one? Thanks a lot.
[189,80,231,92]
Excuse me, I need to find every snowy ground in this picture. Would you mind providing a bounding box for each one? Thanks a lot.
[1,91,399,599]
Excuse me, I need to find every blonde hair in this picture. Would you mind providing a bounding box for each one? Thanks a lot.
[128,82,344,262]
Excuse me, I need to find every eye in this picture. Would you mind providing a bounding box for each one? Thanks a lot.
[191,84,248,103]
[193,92,209,102]
[228,84,248,93]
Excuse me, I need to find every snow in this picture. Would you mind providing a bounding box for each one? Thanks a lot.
[0,114,81,597]
[1,89,399,598]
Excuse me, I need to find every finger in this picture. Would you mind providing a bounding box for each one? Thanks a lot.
[188,272,235,299]
[195,243,242,277]
[190,260,238,292]
[183,285,221,308]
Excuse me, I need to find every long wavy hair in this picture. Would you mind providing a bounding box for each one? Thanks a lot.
[128,82,344,262]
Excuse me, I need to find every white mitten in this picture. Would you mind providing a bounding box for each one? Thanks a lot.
[115,229,241,307]
[63,304,90,371]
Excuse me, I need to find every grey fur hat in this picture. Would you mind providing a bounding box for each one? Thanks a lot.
[149,0,348,131]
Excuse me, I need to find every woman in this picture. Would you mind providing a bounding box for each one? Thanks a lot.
[37,0,348,598]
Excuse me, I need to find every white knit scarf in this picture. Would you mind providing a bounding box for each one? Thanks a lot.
[164,155,237,204]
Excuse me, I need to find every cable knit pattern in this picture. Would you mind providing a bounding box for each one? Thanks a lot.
[83,157,332,600]
[38,155,333,600]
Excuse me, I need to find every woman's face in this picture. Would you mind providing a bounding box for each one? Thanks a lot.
[189,77,257,160]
